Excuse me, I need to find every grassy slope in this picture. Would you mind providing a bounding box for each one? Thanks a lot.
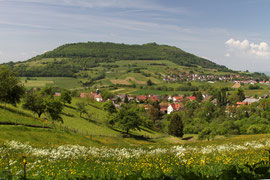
[0,126,100,147]
[2,100,270,147]
[0,97,172,147]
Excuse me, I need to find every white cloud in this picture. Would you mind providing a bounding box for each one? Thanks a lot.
[0,51,3,56]
[225,38,270,58]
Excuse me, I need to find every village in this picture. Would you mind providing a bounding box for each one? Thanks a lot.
[73,89,269,116]
[163,73,270,84]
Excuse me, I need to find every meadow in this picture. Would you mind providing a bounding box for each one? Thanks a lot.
[20,77,82,90]
[1,134,270,179]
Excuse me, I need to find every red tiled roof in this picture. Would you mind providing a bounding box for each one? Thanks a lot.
[137,95,148,101]
[80,92,102,99]
[170,103,182,111]
[80,93,90,98]
[160,107,167,112]
[149,95,160,102]
[236,102,246,105]
[54,93,61,97]
[187,96,196,100]
[173,96,183,101]
[92,93,102,99]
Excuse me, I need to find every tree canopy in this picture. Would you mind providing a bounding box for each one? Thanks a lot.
[0,66,25,106]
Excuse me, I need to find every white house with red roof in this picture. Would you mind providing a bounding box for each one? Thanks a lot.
[167,103,182,114]
[91,92,103,102]
[80,92,103,102]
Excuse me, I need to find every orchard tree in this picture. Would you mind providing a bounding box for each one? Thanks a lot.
[23,90,64,122]
[60,90,72,105]
[113,104,142,134]
[168,112,184,137]
[103,101,117,114]
[0,66,25,106]
[76,102,88,117]
[148,106,159,124]
[44,97,64,123]
[198,127,216,141]
[23,91,46,118]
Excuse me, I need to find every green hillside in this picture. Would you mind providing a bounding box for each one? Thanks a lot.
[0,98,178,147]
[10,42,229,77]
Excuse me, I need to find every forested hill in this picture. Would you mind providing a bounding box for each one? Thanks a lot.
[10,42,229,77]
[33,42,226,69]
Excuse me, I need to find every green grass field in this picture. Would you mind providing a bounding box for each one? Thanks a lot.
[20,77,82,89]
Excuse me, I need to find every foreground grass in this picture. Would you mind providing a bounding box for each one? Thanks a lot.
[1,134,270,179]
[0,126,100,147]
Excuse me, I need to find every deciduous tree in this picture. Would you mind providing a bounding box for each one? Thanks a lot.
[0,66,25,106]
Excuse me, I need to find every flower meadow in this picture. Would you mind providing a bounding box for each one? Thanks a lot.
[1,138,270,179]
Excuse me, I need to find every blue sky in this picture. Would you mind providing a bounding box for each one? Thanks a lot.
[0,0,270,72]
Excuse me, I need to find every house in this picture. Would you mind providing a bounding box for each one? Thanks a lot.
[80,92,103,102]
[128,96,135,101]
[167,103,182,114]
[91,92,103,102]
[136,95,148,102]
[211,98,217,106]
[235,102,251,108]
[54,92,61,97]
[186,96,196,101]
[160,103,168,114]
[236,102,248,105]
[116,94,126,101]
[243,98,259,104]
[114,103,121,109]
[148,95,160,102]
[167,95,173,102]
[203,95,212,102]
[173,95,183,102]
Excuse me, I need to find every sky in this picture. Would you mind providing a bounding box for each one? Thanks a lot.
[0,0,270,72]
